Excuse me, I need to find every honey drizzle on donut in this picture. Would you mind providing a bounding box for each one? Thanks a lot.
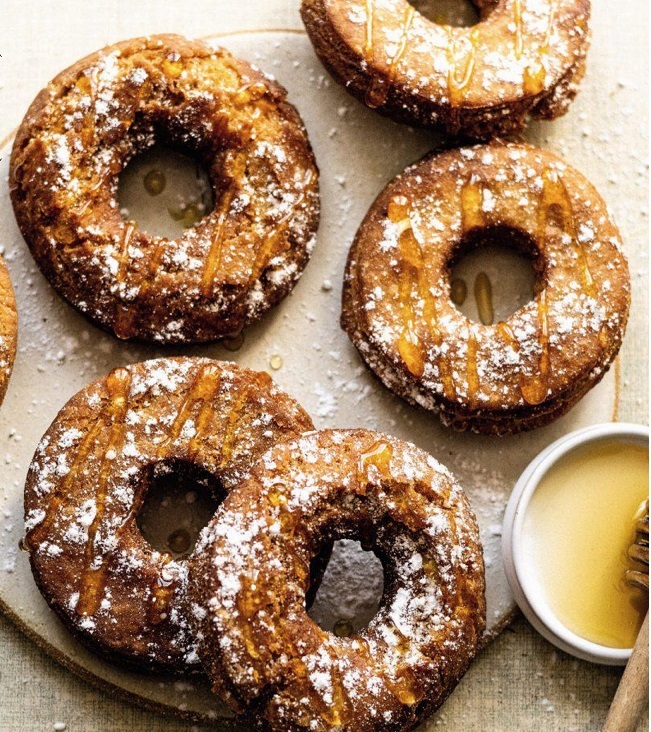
[513,0,525,59]
[465,331,480,405]
[247,169,315,285]
[364,0,375,57]
[391,198,426,379]
[156,364,222,458]
[461,176,485,231]
[522,2,555,95]
[76,367,132,616]
[497,321,520,352]
[363,0,390,109]
[114,236,168,340]
[358,440,393,481]
[200,169,241,296]
[25,369,130,556]
[366,3,415,109]
[446,28,480,106]
[388,196,455,396]
[115,223,136,284]
[520,289,550,405]
[147,553,175,626]
[218,385,251,467]
[538,168,596,298]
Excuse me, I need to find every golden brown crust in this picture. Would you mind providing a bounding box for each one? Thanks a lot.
[0,257,18,406]
[10,34,320,343]
[24,357,314,674]
[341,142,630,435]
[189,429,485,731]
[301,0,590,139]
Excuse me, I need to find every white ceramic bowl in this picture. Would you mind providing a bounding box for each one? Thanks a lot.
[502,422,649,666]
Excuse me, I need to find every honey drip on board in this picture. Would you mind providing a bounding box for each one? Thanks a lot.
[447,28,480,106]
[388,196,455,397]
[520,289,550,405]
[474,272,494,325]
[522,2,555,95]
[156,365,222,459]
[450,277,467,306]
[144,169,166,196]
[76,367,132,617]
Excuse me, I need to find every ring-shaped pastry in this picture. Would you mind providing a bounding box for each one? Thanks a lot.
[189,428,485,731]
[341,142,630,435]
[0,257,17,406]
[301,0,590,139]
[24,357,314,673]
[10,34,319,343]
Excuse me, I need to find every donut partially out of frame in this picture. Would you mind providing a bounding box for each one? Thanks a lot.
[0,257,17,407]
[24,357,314,673]
[342,142,630,435]
[301,0,590,139]
[189,428,485,731]
[10,35,319,343]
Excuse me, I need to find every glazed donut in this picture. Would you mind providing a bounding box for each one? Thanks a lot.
[23,357,314,673]
[189,429,485,731]
[341,142,630,435]
[0,257,17,406]
[10,34,319,343]
[301,0,590,139]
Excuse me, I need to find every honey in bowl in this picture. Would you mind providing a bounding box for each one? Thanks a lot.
[522,440,648,649]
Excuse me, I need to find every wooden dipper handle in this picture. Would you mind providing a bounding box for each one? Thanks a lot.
[602,611,649,732]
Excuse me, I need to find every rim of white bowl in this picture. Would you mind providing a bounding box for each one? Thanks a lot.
[502,422,649,666]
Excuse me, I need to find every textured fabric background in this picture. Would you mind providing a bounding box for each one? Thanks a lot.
[0,1,647,730]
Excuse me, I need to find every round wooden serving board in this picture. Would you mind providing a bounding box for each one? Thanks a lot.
[0,30,619,727]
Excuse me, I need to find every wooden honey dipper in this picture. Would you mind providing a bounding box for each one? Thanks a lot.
[603,500,649,732]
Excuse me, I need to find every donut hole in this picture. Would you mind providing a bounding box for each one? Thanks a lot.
[449,226,540,324]
[408,0,483,27]
[308,538,385,636]
[135,459,224,560]
[117,145,214,240]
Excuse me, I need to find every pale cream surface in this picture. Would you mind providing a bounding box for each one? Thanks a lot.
[0,1,647,731]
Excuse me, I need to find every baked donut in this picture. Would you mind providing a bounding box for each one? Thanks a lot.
[10,34,319,343]
[23,357,314,673]
[0,257,18,406]
[342,142,630,435]
[189,428,485,731]
[301,0,590,139]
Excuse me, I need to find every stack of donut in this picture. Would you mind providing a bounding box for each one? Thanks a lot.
[4,1,631,728]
